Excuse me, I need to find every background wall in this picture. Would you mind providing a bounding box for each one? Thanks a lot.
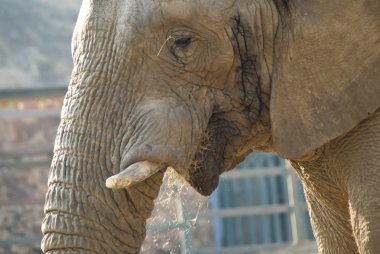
[0,0,79,89]
[0,1,317,253]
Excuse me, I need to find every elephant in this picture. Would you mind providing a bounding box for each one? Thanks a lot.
[41,0,380,253]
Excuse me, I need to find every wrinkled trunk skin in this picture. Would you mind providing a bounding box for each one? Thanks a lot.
[42,132,164,253]
[41,10,164,253]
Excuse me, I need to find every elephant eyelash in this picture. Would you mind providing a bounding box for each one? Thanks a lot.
[157,35,175,57]
[157,33,197,57]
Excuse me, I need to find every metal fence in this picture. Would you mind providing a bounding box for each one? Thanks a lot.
[0,156,314,253]
[0,88,316,253]
[147,164,314,254]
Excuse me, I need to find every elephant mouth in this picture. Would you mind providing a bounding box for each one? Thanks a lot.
[105,142,224,196]
[105,116,231,196]
[105,157,221,195]
[185,119,229,196]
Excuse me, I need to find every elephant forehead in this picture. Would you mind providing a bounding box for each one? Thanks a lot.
[116,0,234,31]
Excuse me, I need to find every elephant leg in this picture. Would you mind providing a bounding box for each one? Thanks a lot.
[290,160,358,254]
[334,110,380,253]
[347,164,380,253]
[303,190,358,254]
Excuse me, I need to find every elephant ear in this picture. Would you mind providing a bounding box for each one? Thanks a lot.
[271,1,380,159]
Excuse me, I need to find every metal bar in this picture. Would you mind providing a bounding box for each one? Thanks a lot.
[175,196,192,254]
[0,160,51,169]
[0,145,53,169]
[0,109,61,117]
[192,204,307,219]
[0,236,42,246]
[0,87,67,99]
[194,241,290,254]
[1,199,45,207]
[147,222,188,232]
[0,145,54,158]
[286,161,304,244]
[220,167,286,180]
[194,240,317,254]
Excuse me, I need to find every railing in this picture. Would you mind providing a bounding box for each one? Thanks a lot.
[0,149,315,253]
[0,87,65,117]
[147,165,312,254]
[0,88,64,249]
[0,87,67,99]
[0,88,316,253]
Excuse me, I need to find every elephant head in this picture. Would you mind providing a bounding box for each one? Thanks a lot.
[42,0,380,253]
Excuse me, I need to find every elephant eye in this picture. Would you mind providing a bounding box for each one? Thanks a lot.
[174,37,192,48]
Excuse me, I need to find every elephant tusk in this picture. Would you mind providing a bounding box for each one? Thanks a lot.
[106,161,167,189]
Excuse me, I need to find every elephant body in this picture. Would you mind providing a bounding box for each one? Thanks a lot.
[42,0,380,253]
[292,108,380,253]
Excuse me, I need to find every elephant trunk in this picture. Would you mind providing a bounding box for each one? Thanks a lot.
[41,118,165,253]
[40,5,170,251]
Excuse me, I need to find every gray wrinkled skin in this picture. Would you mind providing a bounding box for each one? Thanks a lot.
[42,0,380,253]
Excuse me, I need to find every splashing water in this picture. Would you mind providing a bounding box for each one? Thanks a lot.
[141,167,213,253]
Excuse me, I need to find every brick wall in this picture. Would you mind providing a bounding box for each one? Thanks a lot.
[0,116,59,254]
